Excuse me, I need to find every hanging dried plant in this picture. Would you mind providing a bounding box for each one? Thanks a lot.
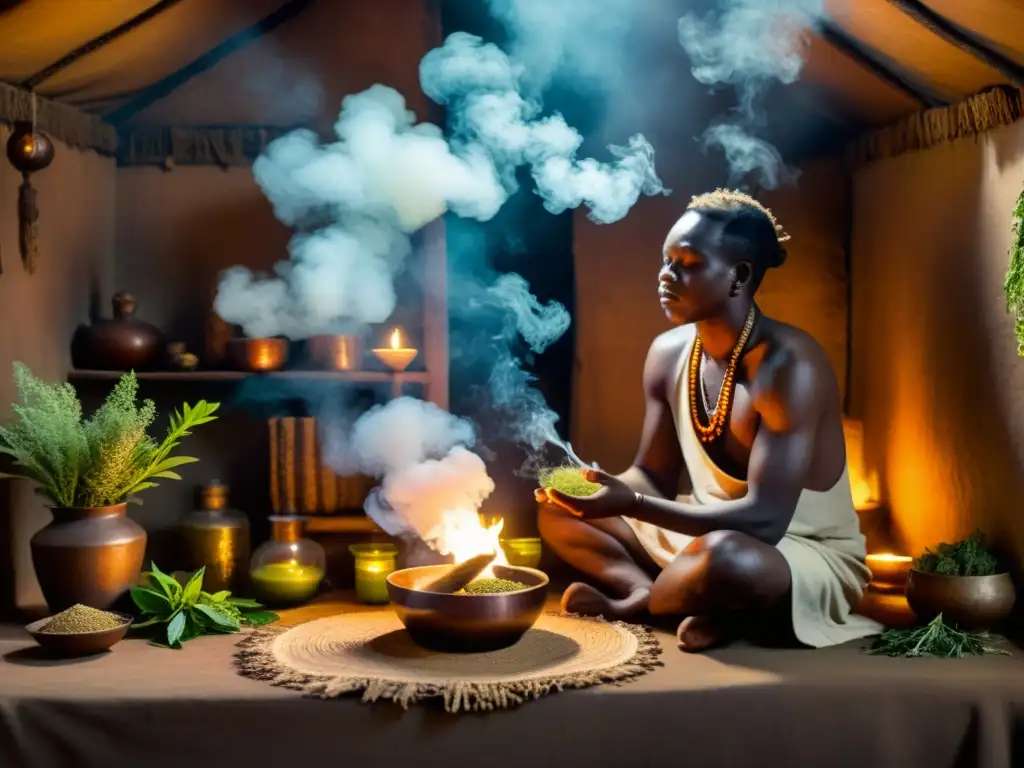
[1004,183,1024,355]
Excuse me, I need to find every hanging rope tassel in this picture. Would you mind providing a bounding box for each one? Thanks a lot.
[17,173,39,275]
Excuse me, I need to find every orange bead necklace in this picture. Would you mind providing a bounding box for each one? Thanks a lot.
[688,306,756,444]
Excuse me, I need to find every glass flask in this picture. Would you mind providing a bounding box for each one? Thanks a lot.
[249,516,326,606]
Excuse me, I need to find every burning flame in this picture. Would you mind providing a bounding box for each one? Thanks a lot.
[431,509,508,577]
[390,327,402,350]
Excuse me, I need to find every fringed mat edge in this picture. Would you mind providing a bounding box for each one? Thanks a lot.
[234,611,664,713]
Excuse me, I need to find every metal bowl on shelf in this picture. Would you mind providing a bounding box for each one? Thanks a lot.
[308,334,363,371]
[225,338,289,372]
[386,564,548,652]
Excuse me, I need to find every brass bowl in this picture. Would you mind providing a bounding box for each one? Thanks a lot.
[26,612,134,658]
[905,569,1016,629]
[226,337,289,372]
[387,564,548,652]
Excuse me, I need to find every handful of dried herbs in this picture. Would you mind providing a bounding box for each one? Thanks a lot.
[913,530,1002,576]
[538,465,602,497]
[131,562,278,649]
[865,614,1009,659]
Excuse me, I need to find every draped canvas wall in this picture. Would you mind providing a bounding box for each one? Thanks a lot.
[850,119,1024,565]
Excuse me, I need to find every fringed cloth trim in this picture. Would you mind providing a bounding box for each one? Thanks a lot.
[117,125,297,168]
[234,613,664,713]
[848,85,1024,169]
[0,83,117,155]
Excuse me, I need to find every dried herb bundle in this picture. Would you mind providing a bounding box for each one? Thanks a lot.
[866,614,1009,659]
[913,530,1002,577]
[538,465,602,497]
[1003,183,1024,355]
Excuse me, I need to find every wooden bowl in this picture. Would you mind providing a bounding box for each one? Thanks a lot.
[26,612,134,657]
[226,338,289,372]
[905,569,1016,629]
[387,564,548,652]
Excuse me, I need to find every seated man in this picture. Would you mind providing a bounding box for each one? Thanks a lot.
[536,189,881,652]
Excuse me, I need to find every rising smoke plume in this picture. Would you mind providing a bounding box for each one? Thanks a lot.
[216,25,662,546]
[215,32,664,338]
[678,0,825,188]
[321,396,492,548]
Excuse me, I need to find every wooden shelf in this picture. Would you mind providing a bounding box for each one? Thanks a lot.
[68,369,431,384]
[305,515,382,534]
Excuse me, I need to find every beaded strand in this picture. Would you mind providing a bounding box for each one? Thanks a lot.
[688,306,756,444]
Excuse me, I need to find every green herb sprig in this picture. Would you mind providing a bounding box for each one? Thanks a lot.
[1003,182,1024,355]
[131,562,278,649]
[913,530,1002,577]
[866,614,1009,658]
[0,363,219,507]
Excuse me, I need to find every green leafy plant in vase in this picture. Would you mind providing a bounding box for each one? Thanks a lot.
[0,362,219,612]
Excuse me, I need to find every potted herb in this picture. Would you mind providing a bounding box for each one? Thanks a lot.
[905,531,1016,630]
[0,363,218,612]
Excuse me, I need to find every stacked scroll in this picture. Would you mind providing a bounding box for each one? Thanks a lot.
[268,417,376,514]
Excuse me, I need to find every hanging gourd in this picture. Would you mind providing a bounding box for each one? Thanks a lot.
[5,120,55,275]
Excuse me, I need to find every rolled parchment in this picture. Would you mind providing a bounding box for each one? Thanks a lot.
[420,552,496,594]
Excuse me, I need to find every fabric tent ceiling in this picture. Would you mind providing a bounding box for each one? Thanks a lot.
[0,0,1020,130]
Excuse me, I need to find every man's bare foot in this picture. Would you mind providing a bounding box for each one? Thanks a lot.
[560,582,650,620]
[676,615,731,652]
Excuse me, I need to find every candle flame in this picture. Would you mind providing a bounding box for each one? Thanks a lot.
[432,509,508,577]
[390,328,401,350]
[866,553,912,562]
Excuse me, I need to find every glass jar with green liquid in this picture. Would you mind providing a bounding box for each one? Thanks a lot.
[249,516,326,606]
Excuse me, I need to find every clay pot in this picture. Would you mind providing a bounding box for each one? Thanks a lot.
[71,292,165,371]
[30,504,147,613]
[905,569,1017,630]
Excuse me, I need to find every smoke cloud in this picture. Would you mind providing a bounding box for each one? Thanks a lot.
[483,0,637,95]
[677,0,824,187]
[320,397,493,544]
[215,23,661,549]
[216,33,663,339]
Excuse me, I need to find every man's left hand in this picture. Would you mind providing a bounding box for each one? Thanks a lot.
[536,468,636,520]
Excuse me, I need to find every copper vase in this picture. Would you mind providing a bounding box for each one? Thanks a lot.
[30,504,147,612]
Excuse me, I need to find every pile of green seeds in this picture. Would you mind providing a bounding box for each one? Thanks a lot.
[461,578,528,594]
[39,604,124,634]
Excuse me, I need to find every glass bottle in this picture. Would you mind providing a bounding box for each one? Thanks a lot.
[178,481,251,594]
[249,516,326,606]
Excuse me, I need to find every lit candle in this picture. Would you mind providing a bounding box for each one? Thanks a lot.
[501,537,543,569]
[350,543,398,604]
[250,561,325,604]
[866,553,913,593]
[371,327,418,372]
